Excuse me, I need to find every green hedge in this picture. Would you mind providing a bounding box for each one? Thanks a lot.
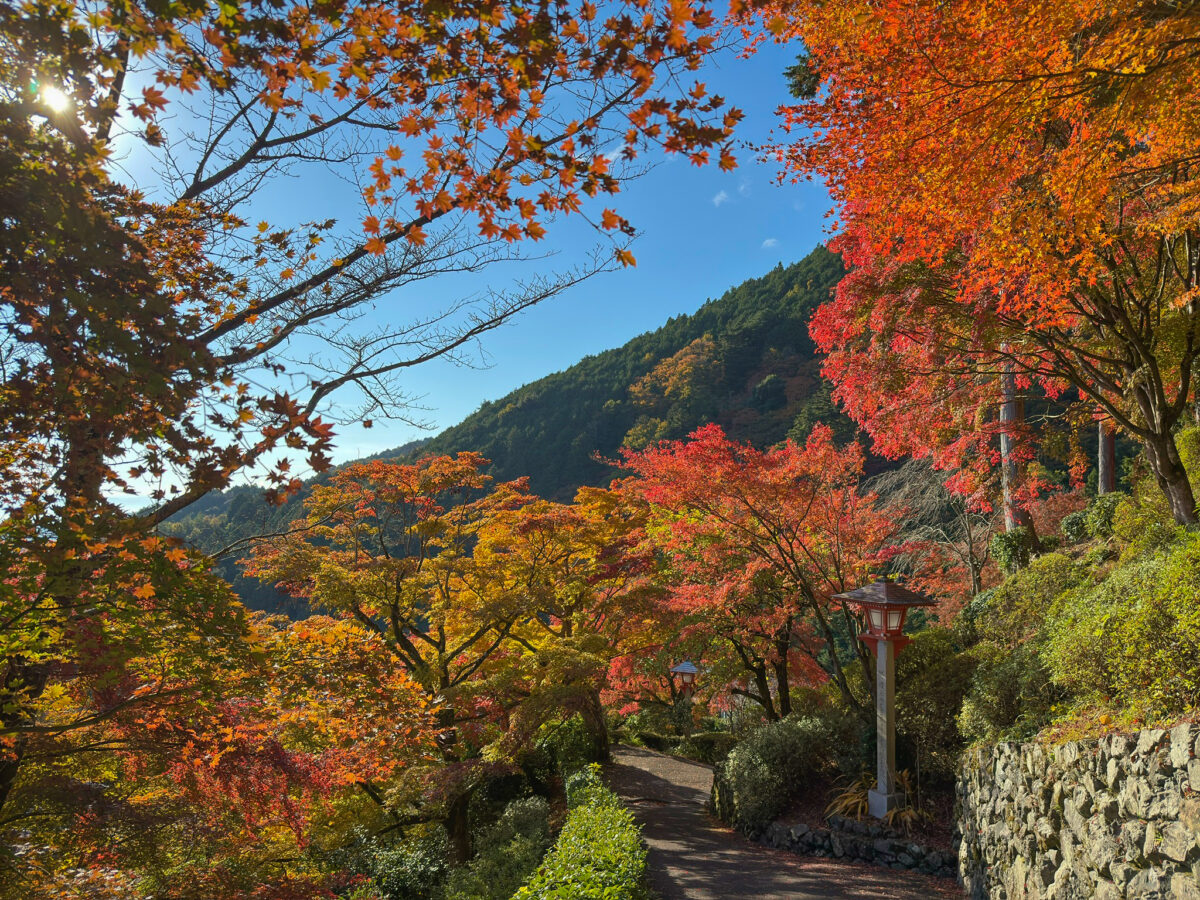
[511,766,647,900]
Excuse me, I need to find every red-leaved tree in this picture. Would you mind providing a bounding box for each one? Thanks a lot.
[751,0,1200,522]
[620,424,906,716]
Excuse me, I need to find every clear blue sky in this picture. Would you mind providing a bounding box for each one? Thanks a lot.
[323,36,832,463]
[111,28,831,475]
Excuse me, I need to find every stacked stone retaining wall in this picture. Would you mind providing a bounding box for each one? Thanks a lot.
[957,724,1200,899]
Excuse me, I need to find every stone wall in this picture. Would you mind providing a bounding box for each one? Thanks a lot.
[759,815,957,878]
[957,723,1200,899]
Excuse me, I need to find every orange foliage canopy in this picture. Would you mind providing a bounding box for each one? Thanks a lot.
[751,0,1200,522]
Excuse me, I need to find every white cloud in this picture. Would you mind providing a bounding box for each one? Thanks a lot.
[762,237,779,249]
[737,178,751,198]
[711,190,729,207]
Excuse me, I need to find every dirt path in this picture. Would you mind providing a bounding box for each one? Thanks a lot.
[605,745,964,900]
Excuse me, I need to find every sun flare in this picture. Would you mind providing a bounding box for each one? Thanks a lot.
[40,85,71,113]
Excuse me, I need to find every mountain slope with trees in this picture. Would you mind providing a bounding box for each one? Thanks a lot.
[411,245,849,498]
[166,246,854,610]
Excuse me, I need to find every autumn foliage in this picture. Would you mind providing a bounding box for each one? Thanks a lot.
[753,0,1200,523]
[619,424,906,717]
[2,0,745,892]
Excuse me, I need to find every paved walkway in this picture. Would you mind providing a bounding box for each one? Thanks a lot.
[605,746,964,900]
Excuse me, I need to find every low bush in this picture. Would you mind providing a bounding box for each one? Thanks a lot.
[678,731,738,764]
[956,555,1082,743]
[445,798,552,900]
[895,629,976,783]
[1043,528,1200,719]
[1059,509,1088,544]
[1111,489,1176,560]
[632,731,680,754]
[958,641,1062,743]
[990,525,1038,573]
[972,553,1083,649]
[710,716,833,836]
[1084,492,1123,538]
[512,766,647,900]
[348,825,450,900]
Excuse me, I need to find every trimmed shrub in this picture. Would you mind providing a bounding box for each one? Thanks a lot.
[633,731,681,754]
[512,766,646,900]
[710,716,832,836]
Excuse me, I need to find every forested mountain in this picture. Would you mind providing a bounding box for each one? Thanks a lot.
[164,245,853,610]
[411,244,850,497]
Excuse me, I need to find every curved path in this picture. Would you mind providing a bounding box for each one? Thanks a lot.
[605,746,964,900]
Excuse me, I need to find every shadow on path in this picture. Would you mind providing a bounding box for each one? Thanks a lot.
[606,745,964,900]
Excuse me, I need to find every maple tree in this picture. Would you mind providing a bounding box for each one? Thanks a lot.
[470,485,659,756]
[753,0,1200,523]
[245,454,529,714]
[620,424,905,717]
[2,569,438,897]
[246,460,656,860]
[2,0,742,882]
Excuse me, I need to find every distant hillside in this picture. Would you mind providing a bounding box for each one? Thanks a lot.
[165,245,853,610]
[409,245,850,497]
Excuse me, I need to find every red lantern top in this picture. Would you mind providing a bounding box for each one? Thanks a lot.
[831,577,934,653]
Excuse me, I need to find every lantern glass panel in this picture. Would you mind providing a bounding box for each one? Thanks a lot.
[886,609,904,632]
[868,608,884,632]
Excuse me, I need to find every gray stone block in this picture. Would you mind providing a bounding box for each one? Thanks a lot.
[1127,865,1165,899]
[1172,724,1194,768]
[1159,821,1197,863]
[1137,729,1167,757]
[1171,872,1200,900]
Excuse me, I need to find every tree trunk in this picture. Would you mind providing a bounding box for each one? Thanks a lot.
[445,786,474,864]
[772,626,792,718]
[579,686,610,761]
[1142,431,1198,524]
[1098,420,1117,495]
[752,665,778,720]
[999,362,1034,533]
[772,660,791,718]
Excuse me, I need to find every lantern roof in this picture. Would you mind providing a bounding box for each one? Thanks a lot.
[831,577,934,609]
[670,661,699,676]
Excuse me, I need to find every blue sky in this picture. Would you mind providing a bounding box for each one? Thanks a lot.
[320,36,832,463]
[111,26,833,476]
